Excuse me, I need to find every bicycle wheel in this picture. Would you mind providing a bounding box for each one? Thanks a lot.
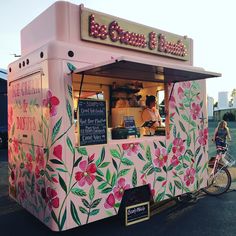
[202,163,231,196]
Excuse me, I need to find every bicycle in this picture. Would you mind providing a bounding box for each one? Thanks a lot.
[202,143,235,196]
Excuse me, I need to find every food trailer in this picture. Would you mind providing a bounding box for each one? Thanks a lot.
[8,1,221,231]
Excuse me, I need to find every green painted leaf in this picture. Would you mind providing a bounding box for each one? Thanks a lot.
[183,155,191,162]
[167,164,174,171]
[77,147,87,156]
[112,158,118,171]
[139,143,145,150]
[56,168,67,173]
[66,99,73,125]
[121,158,134,166]
[50,159,63,165]
[118,169,130,177]
[181,114,189,123]
[156,176,165,182]
[99,162,110,168]
[174,180,182,190]
[66,136,75,155]
[142,162,152,172]
[52,117,62,143]
[73,156,82,168]
[89,185,95,201]
[59,174,67,193]
[70,201,81,226]
[155,191,165,202]
[154,167,161,172]
[79,206,88,214]
[98,182,107,190]
[167,143,173,154]
[71,188,87,197]
[60,208,67,231]
[95,176,103,182]
[46,164,54,172]
[111,173,117,187]
[106,169,111,183]
[147,167,155,176]
[96,147,105,166]
[195,146,201,157]
[137,153,145,161]
[146,145,151,161]
[153,142,158,149]
[187,135,191,147]
[82,199,90,208]
[110,149,120,159]
[96,168,104,177]
[169,182,173,194]
[51,210,60,229]
[101,187,113,194]
[179,121,186,133]
[186,149,194,157]
[132,168,137,187]
[90,209,99,216]
[91,198,102,208]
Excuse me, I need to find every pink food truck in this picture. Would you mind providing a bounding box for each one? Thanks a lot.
[8,1,220,231]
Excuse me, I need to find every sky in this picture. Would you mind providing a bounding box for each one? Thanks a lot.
[1,0,235,101]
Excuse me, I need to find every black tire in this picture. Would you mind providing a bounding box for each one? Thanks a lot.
[202,162,231,196]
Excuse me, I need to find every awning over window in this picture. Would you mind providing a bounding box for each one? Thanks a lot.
[74,56,221,83]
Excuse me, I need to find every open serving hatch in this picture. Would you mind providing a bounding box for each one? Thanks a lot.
[74,56,221,83]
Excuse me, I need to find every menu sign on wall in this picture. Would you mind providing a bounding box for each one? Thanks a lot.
[78,99,107,146]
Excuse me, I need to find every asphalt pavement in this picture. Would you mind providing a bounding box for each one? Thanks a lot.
[1,148,236,236]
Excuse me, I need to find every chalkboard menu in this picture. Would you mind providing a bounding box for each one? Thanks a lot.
[78,99,107,146]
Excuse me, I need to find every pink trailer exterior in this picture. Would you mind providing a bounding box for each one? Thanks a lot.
[8,1,220,231]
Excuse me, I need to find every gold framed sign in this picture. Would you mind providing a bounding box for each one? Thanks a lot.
[125,202,150,226]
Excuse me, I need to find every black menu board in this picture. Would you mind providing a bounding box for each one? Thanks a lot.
[78,99,107,146]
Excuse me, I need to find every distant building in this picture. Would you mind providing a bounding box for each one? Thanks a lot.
[207,96,214,120]
[214,91,236,121]
[218,91,228,109]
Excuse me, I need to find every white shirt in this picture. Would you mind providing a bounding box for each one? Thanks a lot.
[142,107,161,129]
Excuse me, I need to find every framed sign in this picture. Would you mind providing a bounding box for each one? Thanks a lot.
[78,99,107,146]
[125,202,150,226]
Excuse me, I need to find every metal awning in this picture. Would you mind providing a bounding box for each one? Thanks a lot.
[74,56,221,83]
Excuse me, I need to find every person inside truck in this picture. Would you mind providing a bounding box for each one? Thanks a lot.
[142,95,162,135]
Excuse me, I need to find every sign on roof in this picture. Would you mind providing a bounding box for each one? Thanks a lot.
[81,8,190,61]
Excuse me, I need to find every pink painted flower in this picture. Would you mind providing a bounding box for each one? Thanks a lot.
[172,138,185,157]
[122,143,139,156]
[198,128,208,146]
[184,168,196,186]
[75,160,96,187]
[53,145,62,161]
[170,155,180,167]
[12,138,19,154]
[153,147,168,168]
[177,86,184,100]
[104,193,116,209]
[43,90,60,117]
[190,102,201,120]
[182,81,191,89]
[25,153,33,173]
[46,187,59,209]
[113,178,130,201]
